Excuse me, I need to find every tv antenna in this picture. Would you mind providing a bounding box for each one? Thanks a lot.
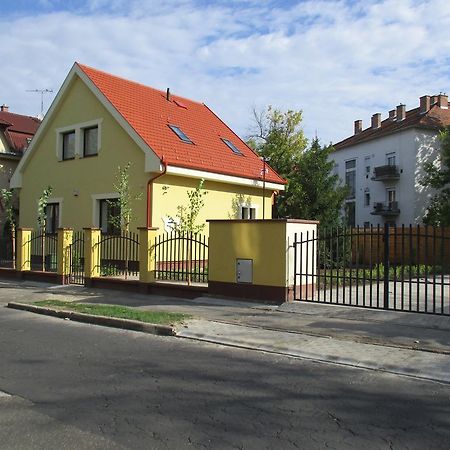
[26,88,53,115]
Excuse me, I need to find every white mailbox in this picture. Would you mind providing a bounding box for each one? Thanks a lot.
[236,259,253,283]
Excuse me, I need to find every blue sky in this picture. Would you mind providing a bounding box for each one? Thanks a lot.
[2,0,450,144]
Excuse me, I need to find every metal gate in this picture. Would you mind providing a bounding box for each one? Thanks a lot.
[69,231,85,285]
[293,225,450,315]
[154,231,208,283]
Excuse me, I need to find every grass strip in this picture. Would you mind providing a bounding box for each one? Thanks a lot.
[33,300,190,325]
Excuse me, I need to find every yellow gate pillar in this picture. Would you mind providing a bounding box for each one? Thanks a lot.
[138,227,159,284]
[83,228,101,283]
[57,228,73,284]
[16,228,32,272]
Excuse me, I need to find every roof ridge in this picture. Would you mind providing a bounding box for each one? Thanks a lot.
[76,62,205,108]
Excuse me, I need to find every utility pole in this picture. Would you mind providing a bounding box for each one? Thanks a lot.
[26,89,53,115]
[260,156,270,219]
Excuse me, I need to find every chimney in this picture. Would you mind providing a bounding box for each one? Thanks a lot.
[371,113,381,129]
[0,104,9,112]
[420,95,430,114]
[389,109,396,120]
[354,119,362,135]
[166,88,170,101]
[437,94,448,109]
[396,104,406,121]
[431,95,438,106]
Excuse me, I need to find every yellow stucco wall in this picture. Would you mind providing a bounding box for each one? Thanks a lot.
[152,174,272,234]
[18,74,274,233]
[19,75,149,230]
[208,220,286,286]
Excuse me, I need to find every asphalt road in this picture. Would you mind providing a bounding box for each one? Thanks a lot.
[1,304,449,449]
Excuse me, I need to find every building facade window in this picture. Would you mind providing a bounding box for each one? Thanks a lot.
[345,202,355,227]
[45,203,60,234]
[386,152,396,166]
[365,156,371,178]
[387,188,396,205]
[62,131,75,160]
[345,159,356,198]
[83,126,98,157]
[240,206,256,219]
[99,199,120,234]
[364,191,371,207]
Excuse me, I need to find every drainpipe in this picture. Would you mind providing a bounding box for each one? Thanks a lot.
[146,157,167,228]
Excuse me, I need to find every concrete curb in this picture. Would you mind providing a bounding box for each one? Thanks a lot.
[177,320,450,385]
[7,302,175,336]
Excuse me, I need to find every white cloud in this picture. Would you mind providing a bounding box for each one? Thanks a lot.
[1,0,450,144]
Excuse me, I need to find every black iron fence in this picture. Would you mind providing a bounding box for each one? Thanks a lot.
[69,230,85,284]
[294,225,450,315]
[95,231,139,279]
[154,232,208,283]
[28,231,58,272]
[0,233,15,268]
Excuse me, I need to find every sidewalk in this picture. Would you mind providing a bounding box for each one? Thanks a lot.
[2,280,449,384]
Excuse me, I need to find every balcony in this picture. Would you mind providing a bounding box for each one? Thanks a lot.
[371,165,400,181]
[371,201,400,217]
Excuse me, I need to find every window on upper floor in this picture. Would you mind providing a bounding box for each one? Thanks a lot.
[364,191,371,207]
[168,125,193,144]
[83,126,98,157]
[222,138,243,156]
[386,152,396,166]
[345,159,356,198]
[62,131,75,160]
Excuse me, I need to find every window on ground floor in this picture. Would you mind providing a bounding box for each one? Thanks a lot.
[45,203,60,234]
[99,198,121,234]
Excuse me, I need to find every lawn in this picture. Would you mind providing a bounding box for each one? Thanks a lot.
[34,300,190,325]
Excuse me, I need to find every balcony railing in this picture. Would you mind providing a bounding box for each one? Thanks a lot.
[371,201,400,216]
[371,165,400,181]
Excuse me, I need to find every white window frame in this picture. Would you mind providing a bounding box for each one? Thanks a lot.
[39,197,63,232]
[91,193,119,229]
[240,203,258,220]
[56,119,102,161]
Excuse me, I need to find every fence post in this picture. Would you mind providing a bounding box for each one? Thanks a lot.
[383,223,390,309]
[83,228,101,282]
[138,227,159,284]
[57,228,73,284]
[16,228,32,272]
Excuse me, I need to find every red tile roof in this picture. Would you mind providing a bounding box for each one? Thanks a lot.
[334,103,450,151]
[0,111,40,154]
[78,64,286,185]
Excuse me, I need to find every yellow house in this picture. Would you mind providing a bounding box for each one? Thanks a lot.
[11,63,285,234]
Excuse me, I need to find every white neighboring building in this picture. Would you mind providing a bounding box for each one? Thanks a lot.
[331,94,450,227]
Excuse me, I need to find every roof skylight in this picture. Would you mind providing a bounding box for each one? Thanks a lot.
[168,124,193,144]
[222,138,243,156]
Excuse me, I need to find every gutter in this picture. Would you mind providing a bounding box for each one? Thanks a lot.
[146,157,167,228]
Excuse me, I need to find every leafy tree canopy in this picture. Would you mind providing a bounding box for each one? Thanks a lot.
[248,106,347,228]
[421,126,450,225]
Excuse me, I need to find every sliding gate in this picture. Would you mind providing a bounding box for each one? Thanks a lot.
[293,225,450,315]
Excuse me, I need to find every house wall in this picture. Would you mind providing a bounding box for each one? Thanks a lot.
[18,75,274,233]
[152,174,272,234]
[18,75,148,231]
[330,128,440,226]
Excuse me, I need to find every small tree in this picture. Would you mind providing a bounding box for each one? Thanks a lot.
[421,126,450,225]
[108,163,142,278]
[108,162,142,233]
[37,186,53,271]
[0,188,17,268]
[163,179,208,285]
[167,179,208,234]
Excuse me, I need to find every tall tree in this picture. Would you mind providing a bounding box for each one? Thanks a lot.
[249,107,346,227]
[421,126,450,225]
